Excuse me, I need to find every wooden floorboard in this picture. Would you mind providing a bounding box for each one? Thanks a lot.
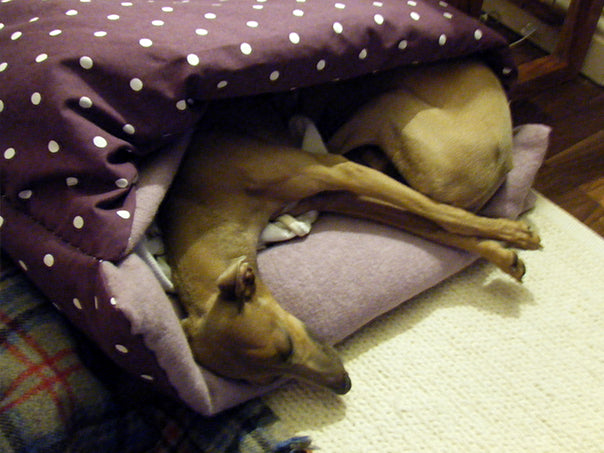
[514,86,604,237]
[506,39,604,237]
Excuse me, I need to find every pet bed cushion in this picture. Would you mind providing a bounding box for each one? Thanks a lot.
[1,0,532,415]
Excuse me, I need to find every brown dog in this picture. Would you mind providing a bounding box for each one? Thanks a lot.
[160,60,540,394]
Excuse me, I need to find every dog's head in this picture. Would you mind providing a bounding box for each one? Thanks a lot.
[182,256,351,394]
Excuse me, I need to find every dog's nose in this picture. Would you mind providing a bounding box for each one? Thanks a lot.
[332,372,352,395]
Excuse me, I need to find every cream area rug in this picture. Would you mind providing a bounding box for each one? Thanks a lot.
[263,194,604,452]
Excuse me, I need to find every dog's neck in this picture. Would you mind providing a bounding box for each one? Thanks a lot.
[168,206,270,317]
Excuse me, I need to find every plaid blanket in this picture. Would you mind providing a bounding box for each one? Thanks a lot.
[0,255,284,453]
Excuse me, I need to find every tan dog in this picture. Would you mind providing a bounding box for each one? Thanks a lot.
[161,60,540,394]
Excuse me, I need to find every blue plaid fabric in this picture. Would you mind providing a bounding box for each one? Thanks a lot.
[0,255,282,453]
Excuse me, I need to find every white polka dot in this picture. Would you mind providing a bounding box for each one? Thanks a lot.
[79,96,93,108]
[186,54,200,66]
[204,12,217,19]
[79,56,94,69]
[240,42,252,55]
[11,31,22,41]
[374,14,384,25]
[358,48,368,60]
[443,12,453,19]
[333,22,343,34]
[293,9,304,17]
[115,344,129,354]
[18,190,32,200]
[115,178,129,188]
[48,140,60,153]
[94,31,107,37]
[289,32,300,44]
[73,298,82,309]
[66,9,78,16]
[162,6,174,12]
[335,3,346,9]
[66,177,79,187]
[73,216,84,229]
[49,29,62,37]
[107,14,120,20]
[140,374,154,381]
[130,78,143,91]
[408,0,418,5]
[373,1,383,6]
[152,19,164,26]
[474,29,483,40]
[123,124,135,135]
[316,59,326,71]
[503,67,513,75]
[43,254,55,267]
[269,70,280,81]
[176,100,187,111]
[410,12,420,20]
[34,54,49,65]
[116,210,131,219]
[246,21,258,28]
[93,136,108,148]
[0,100,3,112]
[139,38,153,48]
[31,92,42,105]
[253,4,263,9]
[217,80,228,89]
[196,28,209,36]
[110,297,118,305]
[439,1,449,6]
[19,260,28,271]
[122,2,133,6]
[439,34,447,46]
[4,148,16,159]
[398,40,408,50]
[0,215,3,228]
[0,62,7,72]
[94,297,99,309]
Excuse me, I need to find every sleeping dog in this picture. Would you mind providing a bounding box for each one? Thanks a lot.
[160,59,540,394]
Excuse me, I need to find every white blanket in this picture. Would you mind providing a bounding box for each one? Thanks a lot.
[263,194,604,452]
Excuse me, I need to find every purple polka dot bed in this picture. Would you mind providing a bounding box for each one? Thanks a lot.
[1,0,520,415]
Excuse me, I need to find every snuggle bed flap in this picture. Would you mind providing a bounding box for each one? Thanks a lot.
[0,0,546,415]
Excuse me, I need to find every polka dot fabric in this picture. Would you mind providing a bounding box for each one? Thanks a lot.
[0,0,517,415]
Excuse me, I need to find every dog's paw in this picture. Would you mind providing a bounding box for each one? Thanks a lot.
[481,240,526,281]
[498,219,541,250]
[505,251,526,282]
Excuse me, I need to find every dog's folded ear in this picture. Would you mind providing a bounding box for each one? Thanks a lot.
[217,256,256,301]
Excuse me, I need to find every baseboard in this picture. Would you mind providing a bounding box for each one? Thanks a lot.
[482,0,604,86]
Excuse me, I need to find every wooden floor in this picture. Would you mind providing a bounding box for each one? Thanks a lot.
[511,76,604,237]
[504,36,604,237]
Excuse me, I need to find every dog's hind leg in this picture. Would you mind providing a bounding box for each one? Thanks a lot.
[293,192,528,280]
[288,153,540,251]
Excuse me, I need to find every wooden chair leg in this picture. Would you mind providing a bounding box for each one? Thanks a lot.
[513,0,604,97]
